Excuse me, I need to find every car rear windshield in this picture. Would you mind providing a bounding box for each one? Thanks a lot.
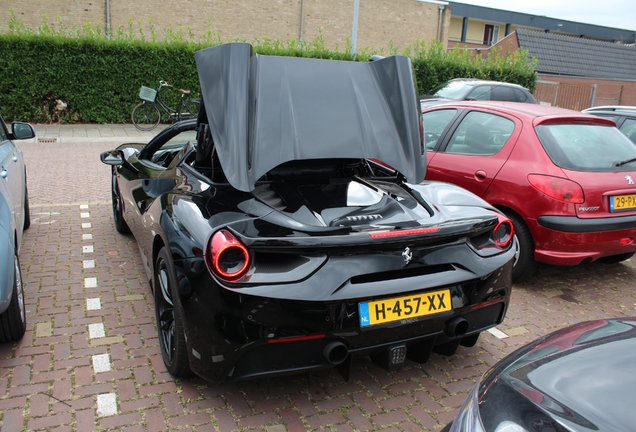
[430,81,469,99]
[535,123,636,172]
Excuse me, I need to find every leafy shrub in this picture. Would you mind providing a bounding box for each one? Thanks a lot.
[0,12,536,123]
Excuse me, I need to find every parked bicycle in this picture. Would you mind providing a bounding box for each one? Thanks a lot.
[132,80,200,131]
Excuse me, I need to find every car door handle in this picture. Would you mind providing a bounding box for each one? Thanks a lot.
[474,170,487,181]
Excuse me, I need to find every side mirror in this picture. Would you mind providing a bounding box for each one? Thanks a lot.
[100,149,124,166]
[11,122,36,140]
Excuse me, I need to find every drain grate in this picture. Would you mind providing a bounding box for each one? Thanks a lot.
[37,137,59,143]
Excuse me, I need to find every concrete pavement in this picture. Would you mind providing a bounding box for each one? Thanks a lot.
[31,123,166,143]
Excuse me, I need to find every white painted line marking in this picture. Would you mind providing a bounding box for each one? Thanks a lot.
[83,234,93,240]
[487,327,509,339]
[83,260,96,269]
[80,204,89,209]
[86,298,101,310]
[88,323,105,338]
[85,277,97,288]
[92,353,111,373]
[83,245,94,253]
[96,393,117,417]
[82,223,92,229]
[80,212,90,218]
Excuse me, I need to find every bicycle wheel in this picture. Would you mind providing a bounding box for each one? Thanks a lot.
[178,99,200,121]
[132,102,161,131]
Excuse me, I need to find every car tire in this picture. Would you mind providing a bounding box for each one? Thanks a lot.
[504,211,537,283]
[112,175,130,234]
[23,182,31,230]
[154,247,192,377]
[599,252,635,264]
[0,253,27,342]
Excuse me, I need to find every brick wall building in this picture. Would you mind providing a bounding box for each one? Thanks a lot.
[1,0,450,52]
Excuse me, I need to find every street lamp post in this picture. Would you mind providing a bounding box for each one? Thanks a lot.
[351,0,360,57]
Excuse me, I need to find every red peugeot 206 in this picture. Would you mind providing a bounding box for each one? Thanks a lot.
[422,101,636,281]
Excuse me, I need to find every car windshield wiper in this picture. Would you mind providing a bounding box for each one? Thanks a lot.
[615,158,636,167]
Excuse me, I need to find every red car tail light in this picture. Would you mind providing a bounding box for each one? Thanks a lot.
[206,229,251,281]
[527,174,584,204]
[494,214,514,248]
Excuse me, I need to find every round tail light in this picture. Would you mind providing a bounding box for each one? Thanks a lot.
[206,229,251,281]
[494,215,514,248]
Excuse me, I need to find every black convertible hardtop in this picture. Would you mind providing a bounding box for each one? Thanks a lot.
[194,43,426,192]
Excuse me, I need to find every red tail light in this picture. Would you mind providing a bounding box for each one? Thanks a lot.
[527,174,584,204]
[206,229,251,281]
[494,214,514,248]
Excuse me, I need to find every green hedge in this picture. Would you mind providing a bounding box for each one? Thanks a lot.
[0,16,537,123]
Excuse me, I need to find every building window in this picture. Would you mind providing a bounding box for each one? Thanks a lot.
[483,24,499,45]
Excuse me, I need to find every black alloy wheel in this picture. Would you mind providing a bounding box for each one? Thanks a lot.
[154,247,191,377]
[111,175,130,234]
[0,253,27,342]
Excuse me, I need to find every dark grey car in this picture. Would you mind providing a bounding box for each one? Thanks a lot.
[421,78,537,106]
[0,115,35,342]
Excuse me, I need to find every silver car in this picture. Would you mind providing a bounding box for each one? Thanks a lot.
[0,115,34,342]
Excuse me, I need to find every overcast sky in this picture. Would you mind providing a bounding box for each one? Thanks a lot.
[453,0,636,31]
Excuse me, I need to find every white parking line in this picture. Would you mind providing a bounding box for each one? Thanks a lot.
[92,354,111,373]
[83,245,94,253]
[83,260,95,269]
[96,393,117,417]
[88,323,105,339]
[82,222,92,228]
[83,234,93,240]
[84,277,97,288]
[86,298,101,310]
[487,327,509,339]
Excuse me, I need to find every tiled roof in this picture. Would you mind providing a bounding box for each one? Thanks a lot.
[516,28,636,80]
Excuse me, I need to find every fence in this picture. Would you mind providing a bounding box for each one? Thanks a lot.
[534,80,600,110]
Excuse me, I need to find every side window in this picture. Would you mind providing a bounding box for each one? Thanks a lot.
[491,86,516,102]
[422,109,457,150]
[619,118,636,143]
[513,88,528,103]
[0,120,8,142]
[147,130,198,167]
[446,111,515,155]
[467,86,491,101]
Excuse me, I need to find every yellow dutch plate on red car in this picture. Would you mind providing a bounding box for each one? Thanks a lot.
[359,288,452,328]
[610,194,636,212]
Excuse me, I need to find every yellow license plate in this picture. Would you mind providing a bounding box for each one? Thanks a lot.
[610,194,636,211]
[359,289,452,328]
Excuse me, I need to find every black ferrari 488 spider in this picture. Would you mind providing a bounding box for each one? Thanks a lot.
[101,43,515,382]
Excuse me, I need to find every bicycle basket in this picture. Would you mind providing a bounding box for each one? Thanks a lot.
[139,86,157,102]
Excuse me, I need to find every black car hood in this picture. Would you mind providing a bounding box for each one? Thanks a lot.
[194,43,425,192]
[478,318,636,432]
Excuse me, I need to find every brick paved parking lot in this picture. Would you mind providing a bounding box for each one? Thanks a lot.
[2,130,636,431]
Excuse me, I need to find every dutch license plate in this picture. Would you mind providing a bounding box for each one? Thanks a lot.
[610,194,636,212]
[359,288,452,328]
